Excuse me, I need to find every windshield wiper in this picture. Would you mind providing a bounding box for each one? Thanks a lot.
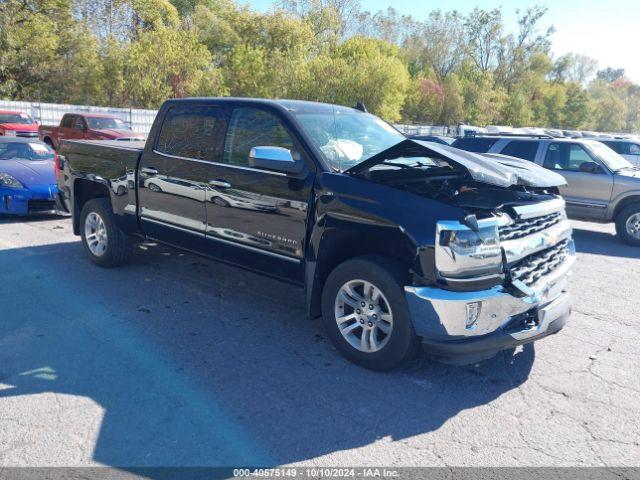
[382,160,434,169]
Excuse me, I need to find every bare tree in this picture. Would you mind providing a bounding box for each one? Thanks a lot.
[405,10,465,81]
[278,0,362,37]
[464,7,503,72]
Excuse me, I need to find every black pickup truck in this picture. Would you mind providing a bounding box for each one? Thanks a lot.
[57,98,576,370]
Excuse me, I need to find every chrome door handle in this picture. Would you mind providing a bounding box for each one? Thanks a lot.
[209,179,231,189]
[141,167,158,175]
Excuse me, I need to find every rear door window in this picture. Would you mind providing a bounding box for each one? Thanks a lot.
[500,140,539,161]
[451,137,499,153]
[155,105,226,161]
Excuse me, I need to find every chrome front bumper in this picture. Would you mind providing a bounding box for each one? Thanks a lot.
[405,240,575,364]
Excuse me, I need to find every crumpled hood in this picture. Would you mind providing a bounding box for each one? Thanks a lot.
[345,139,567,188]
[617,168,640,180]
[0,123,38,132]
[0,159,55,187]
[91,128,143,139]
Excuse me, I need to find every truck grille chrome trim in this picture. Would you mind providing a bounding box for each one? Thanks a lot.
[511,197,565,220]
[510,239,571,288]
[499,211,563,241]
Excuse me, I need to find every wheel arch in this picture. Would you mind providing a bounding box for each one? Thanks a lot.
[305,219,417,319]
[72,179,111,235]
[613,194,640,220]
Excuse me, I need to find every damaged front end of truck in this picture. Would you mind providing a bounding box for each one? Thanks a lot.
[342,139,576,364]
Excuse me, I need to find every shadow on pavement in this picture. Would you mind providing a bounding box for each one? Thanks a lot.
[572,228,640,259]
[0,241,534,471]
[0,213,67,225]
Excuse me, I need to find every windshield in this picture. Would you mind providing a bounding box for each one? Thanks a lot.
[0,142,55,161]
[0,113,35,125]
[589,141,634,171]
[86,117,129,130]
[293,108,405,171]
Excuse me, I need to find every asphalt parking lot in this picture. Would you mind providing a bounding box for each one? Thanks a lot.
[0,215,639,468]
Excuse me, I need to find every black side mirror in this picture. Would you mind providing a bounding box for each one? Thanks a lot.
[579,161,604,174]
[249,146,306,176]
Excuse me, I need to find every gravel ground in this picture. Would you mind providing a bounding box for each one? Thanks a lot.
[0,215,638,468]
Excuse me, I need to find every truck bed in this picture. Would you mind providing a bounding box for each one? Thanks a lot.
[59,139,144,170]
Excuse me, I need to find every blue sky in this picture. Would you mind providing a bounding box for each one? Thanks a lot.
[246,0,640,82]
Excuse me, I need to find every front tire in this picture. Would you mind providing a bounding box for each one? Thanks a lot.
[321,255,419,371]
[80,198,132,267]
[615,203,640,246]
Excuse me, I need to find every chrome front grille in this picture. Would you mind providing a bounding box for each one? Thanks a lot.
[499,212,563,241]
[16,131,38,138]
[510,239,570,287]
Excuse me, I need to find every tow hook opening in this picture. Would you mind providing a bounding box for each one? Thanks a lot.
[505,309,539,332]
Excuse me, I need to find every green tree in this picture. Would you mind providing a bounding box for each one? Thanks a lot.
[126,27,226,108]
[299,37,410,122]
[401,75,444,123]
[562,83,591,129]
[593,92,627,132]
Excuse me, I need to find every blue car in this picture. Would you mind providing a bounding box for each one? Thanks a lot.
[0,137,62,216]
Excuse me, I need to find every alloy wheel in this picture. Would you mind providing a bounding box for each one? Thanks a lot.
[626,213,640,239]
[334,279,393,353]
[84,212,108,257]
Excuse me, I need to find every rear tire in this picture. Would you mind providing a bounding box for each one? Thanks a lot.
[321,255,419,371]
[615,203,640,246]
[80,198,133,267]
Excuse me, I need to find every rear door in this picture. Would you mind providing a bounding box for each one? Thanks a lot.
[204,106,315,282]
[540,142,614,220]
[137,104,227,250]
[57,114,76,143]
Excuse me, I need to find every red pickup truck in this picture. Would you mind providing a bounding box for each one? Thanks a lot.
[0,110,39,138]
[39,113,144,149]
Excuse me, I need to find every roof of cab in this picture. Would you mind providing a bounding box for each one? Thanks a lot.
[65,113,123,118]
[164,97,364,114]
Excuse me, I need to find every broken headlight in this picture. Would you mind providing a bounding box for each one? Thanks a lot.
[435,219,503,284]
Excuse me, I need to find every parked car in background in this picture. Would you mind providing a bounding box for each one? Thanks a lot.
[599,139,640,167]
[0,138,63,215]
[0,110,39,138]
[408,135,455,145]
[39,113,144,149]
[57,98,575,370]
[452,135,640,245]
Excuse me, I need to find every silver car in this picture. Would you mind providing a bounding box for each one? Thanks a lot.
[599,139,640,167]
[452,136,640,245]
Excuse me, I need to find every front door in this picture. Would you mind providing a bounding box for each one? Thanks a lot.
[204,106,314,281]
[541,142,614,220]
[138,104,226,249]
